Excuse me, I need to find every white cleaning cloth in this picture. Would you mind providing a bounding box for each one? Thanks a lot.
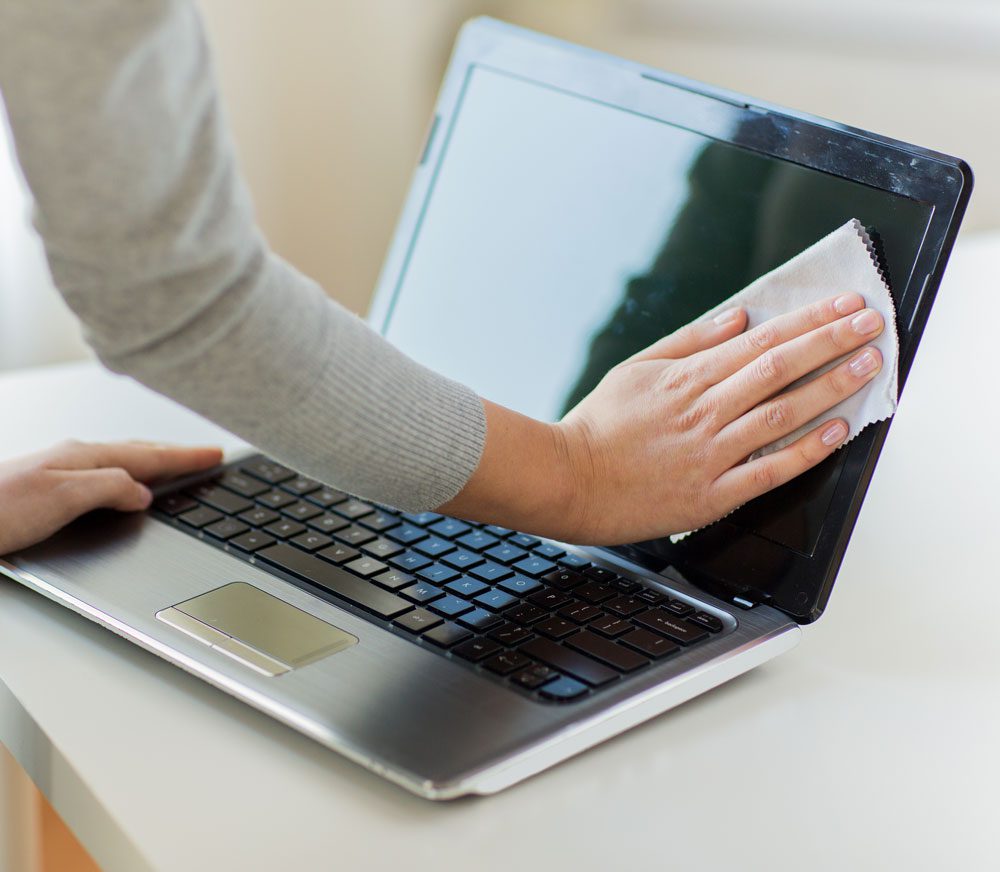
[698,218,899,459]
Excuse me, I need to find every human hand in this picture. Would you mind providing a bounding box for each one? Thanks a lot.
[442,293,884,544]
[0,440,223,555]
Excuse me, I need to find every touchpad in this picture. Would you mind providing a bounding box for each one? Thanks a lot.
[156,582,357,676]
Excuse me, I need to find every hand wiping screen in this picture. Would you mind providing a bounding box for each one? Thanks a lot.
[697,219,899,459]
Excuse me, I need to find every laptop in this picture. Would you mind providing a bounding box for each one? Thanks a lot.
[0,18,971,798]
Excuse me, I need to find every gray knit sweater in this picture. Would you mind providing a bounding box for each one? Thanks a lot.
[0,0,487,510]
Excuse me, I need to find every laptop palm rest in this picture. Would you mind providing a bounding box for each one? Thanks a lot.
[156,582,357,676]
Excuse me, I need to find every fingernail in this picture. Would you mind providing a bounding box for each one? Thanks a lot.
[849,349,880,377]
[713,308,742,326]
[850,309,881,334]
[821,421,848,446]
[834,294,862,314]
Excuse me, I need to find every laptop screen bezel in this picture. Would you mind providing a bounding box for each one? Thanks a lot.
[366,17,972,624]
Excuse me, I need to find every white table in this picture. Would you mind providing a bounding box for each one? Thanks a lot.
[1,233,998,872]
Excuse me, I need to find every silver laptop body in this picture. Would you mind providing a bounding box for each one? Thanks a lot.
[0,19,970,798]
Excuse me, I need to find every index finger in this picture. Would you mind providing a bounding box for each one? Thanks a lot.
[45,440,224,483]
[694,293,865,385]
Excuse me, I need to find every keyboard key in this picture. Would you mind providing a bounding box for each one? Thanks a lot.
[633,610,709,645]
[154,493,198,516]
[389,551,432,572]
[605,595,645,617]
[317,543,360,564]
[663,599,695,617]
[187,484,253,515]
[238,506,280,527]
[520,638,618,687]
[474,589,518,612]
[508,533,540,549]
[422,622,472,648]
[429,595,474,618]
[361,537,403,560]
[289,531,333,552]
[488,622,532,647]
[417,564,461,585]
[557,601,602,624]
[282,500,323,522]
[539,676,588,701]
[527,588,571,610]
[636,589,665,605]
[509,663,558,690]
[482,650,531,676]
[614,578,642,594]
[452,637,501,663]
[442,549,484,571]
[306,487,349,509]
[307,513,350,534]
[429,518,471,539]
[229,530,276,552]
[281,476,321,496]
[337,525,376,546]
[583,566,618,583]
[589,614,631,638]
[401,582,443,604]
[483,525,512,538]
[575,581,616,604]
[534,617,578,640]
[401,511,442,527]
[496,574,540,596]
[558,553,590,569]
[372,570,415,591]
[204,518,249,540]
[470,562,514,584]
[444,577,489,598]
[533,543,565,560]
[484,543,528,565]
[456,530,499,552]
[619,628,679,659]
[257,543,411,619]
[257,489,297,510]
[344,556,388,578]
[178,506,223,529]
[689,611,724,633]
[334,499,375,520]
[239,458,295,484]
[512,556,557,577]
[457,608,503,632]
[565,630,648,672]
[394,608,441,634]
[414,536,455,558]
[358,509,399,532]
[542,569,585,591]
[264,519,307,539]
[506,603,547,626]
[385,523,428,546]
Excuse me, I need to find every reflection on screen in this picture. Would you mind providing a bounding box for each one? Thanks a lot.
[383,66,932,555]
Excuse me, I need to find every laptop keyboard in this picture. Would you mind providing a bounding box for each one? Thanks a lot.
[152,454,727,703]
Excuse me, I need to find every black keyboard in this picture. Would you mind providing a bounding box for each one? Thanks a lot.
[152,454,727,703]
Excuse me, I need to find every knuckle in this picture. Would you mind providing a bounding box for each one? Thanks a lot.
[754,348,786,383]
[825,364,852,396]
[747,322,779,352]
[763,398,791,433]
[657,362,696,394]
[752,460,779,492]
[808,301,833,330]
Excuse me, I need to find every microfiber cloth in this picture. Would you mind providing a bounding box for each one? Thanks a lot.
[698,218,899,460]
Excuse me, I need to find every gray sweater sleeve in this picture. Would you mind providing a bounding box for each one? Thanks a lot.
[0,0,486,510]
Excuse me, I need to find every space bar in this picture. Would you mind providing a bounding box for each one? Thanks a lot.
[255,544,412,619]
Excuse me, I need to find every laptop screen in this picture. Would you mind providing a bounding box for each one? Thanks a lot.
[381,65,932,566]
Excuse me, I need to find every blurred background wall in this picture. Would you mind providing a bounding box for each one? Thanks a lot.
[1,0,997,372]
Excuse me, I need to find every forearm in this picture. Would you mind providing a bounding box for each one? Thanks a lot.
[0,0,486,510]
[438,399,575,537]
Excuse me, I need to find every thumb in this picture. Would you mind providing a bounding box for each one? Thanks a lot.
[60,467,153,517]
